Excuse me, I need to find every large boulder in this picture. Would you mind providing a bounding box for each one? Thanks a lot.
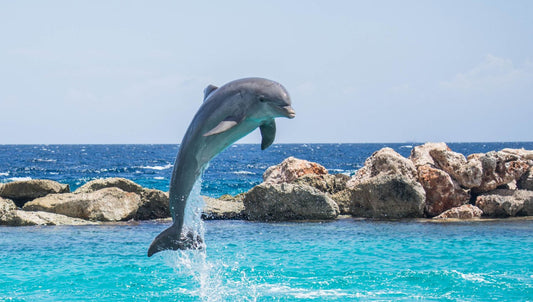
[517,166,533,191]
[243,183,339,221]
[263,157,328,184]
[291,173,349,194]
[0,179,70,207]
[347,148,418,188]
[349,174,425,219]
[0,197,16,216]
[76,178,170,220]
[202,196,245,220]
[409,142,451,168]
[23,187,142,221]
[469,151,529,193]
[135,189,170,220]
[500,148,533,165]
[0,210,95,226]
[475,189,533,217]
[433,205,483,219]
[74,177,144,194]
[417,165,470,217]
[429,149,483,188]
[330,190,353,215]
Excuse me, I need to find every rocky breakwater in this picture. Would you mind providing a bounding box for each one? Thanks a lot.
[239,143,533,221]
[0,178,170,226]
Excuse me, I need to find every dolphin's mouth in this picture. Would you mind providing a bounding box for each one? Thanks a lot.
[283,106,296,119]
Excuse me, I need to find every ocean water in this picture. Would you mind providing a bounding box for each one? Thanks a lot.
[1,143,533,301]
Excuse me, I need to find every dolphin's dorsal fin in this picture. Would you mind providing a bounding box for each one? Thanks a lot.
[203,116,241,136]
[259,119,276,150]
[203,84,218,101]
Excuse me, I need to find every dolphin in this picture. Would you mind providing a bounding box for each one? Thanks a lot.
[148,77,295,257]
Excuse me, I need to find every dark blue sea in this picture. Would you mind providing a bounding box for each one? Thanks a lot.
[1,143,532,301]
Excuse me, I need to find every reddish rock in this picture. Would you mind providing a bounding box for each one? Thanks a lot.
[434,205,483,219]
[409,142,450,168]
[263,157,328,184]
[469,152,529,193]
[417,165,470,217]
[430,149,483,188]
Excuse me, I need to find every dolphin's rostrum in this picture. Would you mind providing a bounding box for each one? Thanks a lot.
[148,77,295,257]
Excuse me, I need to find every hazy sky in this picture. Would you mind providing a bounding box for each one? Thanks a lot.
[1,1,532,144]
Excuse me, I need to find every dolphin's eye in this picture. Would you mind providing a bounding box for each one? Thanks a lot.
[258,96,267,103]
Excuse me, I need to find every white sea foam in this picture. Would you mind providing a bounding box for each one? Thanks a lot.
[8,177,32,182]
[153,176,165,180]
[140,163,173,170]
[0,172,9,176]
[232,171,254,175]
[33,158,57,163]
[400,145,413,149]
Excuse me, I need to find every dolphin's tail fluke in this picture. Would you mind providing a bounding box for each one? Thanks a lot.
[147,224,204,257]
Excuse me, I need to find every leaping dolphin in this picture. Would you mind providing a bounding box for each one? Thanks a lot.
[148,77,295,257]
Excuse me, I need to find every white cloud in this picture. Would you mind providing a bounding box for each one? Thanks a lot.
[441,54,533,92]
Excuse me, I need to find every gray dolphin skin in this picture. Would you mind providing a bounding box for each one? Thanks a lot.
[148,77,295,257]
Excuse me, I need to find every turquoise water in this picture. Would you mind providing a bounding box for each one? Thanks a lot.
[1,219,532,301]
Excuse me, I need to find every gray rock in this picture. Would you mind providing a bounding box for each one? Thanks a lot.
[409,142,450,168]
[330,189,353,215]
[475,189,533,217]
[518,166,533,191]
[135,189,170,220]
[347,148,418,188]
[433,205,483,219]
[349,174,425,219]
[417,165,470,217]
[263,157,328,184]
[202,196,245,220]
[23,187,142,221]
[0,210,96,226]
[291,173,349,194]
[0,197,17,216]
[0,179,70,207]
[430,149,483,188]
[468,151,530,193]
[243,183,339,221]
[74,177,144,194]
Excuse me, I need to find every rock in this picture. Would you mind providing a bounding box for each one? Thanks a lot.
[74,177,144,194]
[469,151,529,193]
[0,179,70,207]
[347,148,418,188]
[0,210,96,226]
[500,148,533,165]
[330,190,353,215]
[202,196,245,220]
[243,183,339,221]
[429,149,483,188]
[135,189,170,220]
[409,142,450,168]
[75,178,170,220]
[518,166,533,191]
[417,165,470,217]
[263,157,328,184]
[219,193,246,203]
[23,187,142,221]
[475,189,533,217]
[0,197,17,216]
[291,173,349,194]
[433,205,483,219]
[349,174,425,219]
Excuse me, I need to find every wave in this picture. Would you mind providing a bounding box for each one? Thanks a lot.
[8,177,32,182]
[33,158,57,163]
[0,172,9,176]
[232,171,255,175]
[153,176,166,180]
[140,164,173,170]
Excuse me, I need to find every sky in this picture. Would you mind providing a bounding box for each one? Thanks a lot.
[1,1,532,144]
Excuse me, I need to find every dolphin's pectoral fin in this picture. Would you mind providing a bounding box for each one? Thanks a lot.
[148,225,204,257]
[260,119,276,150]
[203,84,218,101]
[203,117,241,136]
